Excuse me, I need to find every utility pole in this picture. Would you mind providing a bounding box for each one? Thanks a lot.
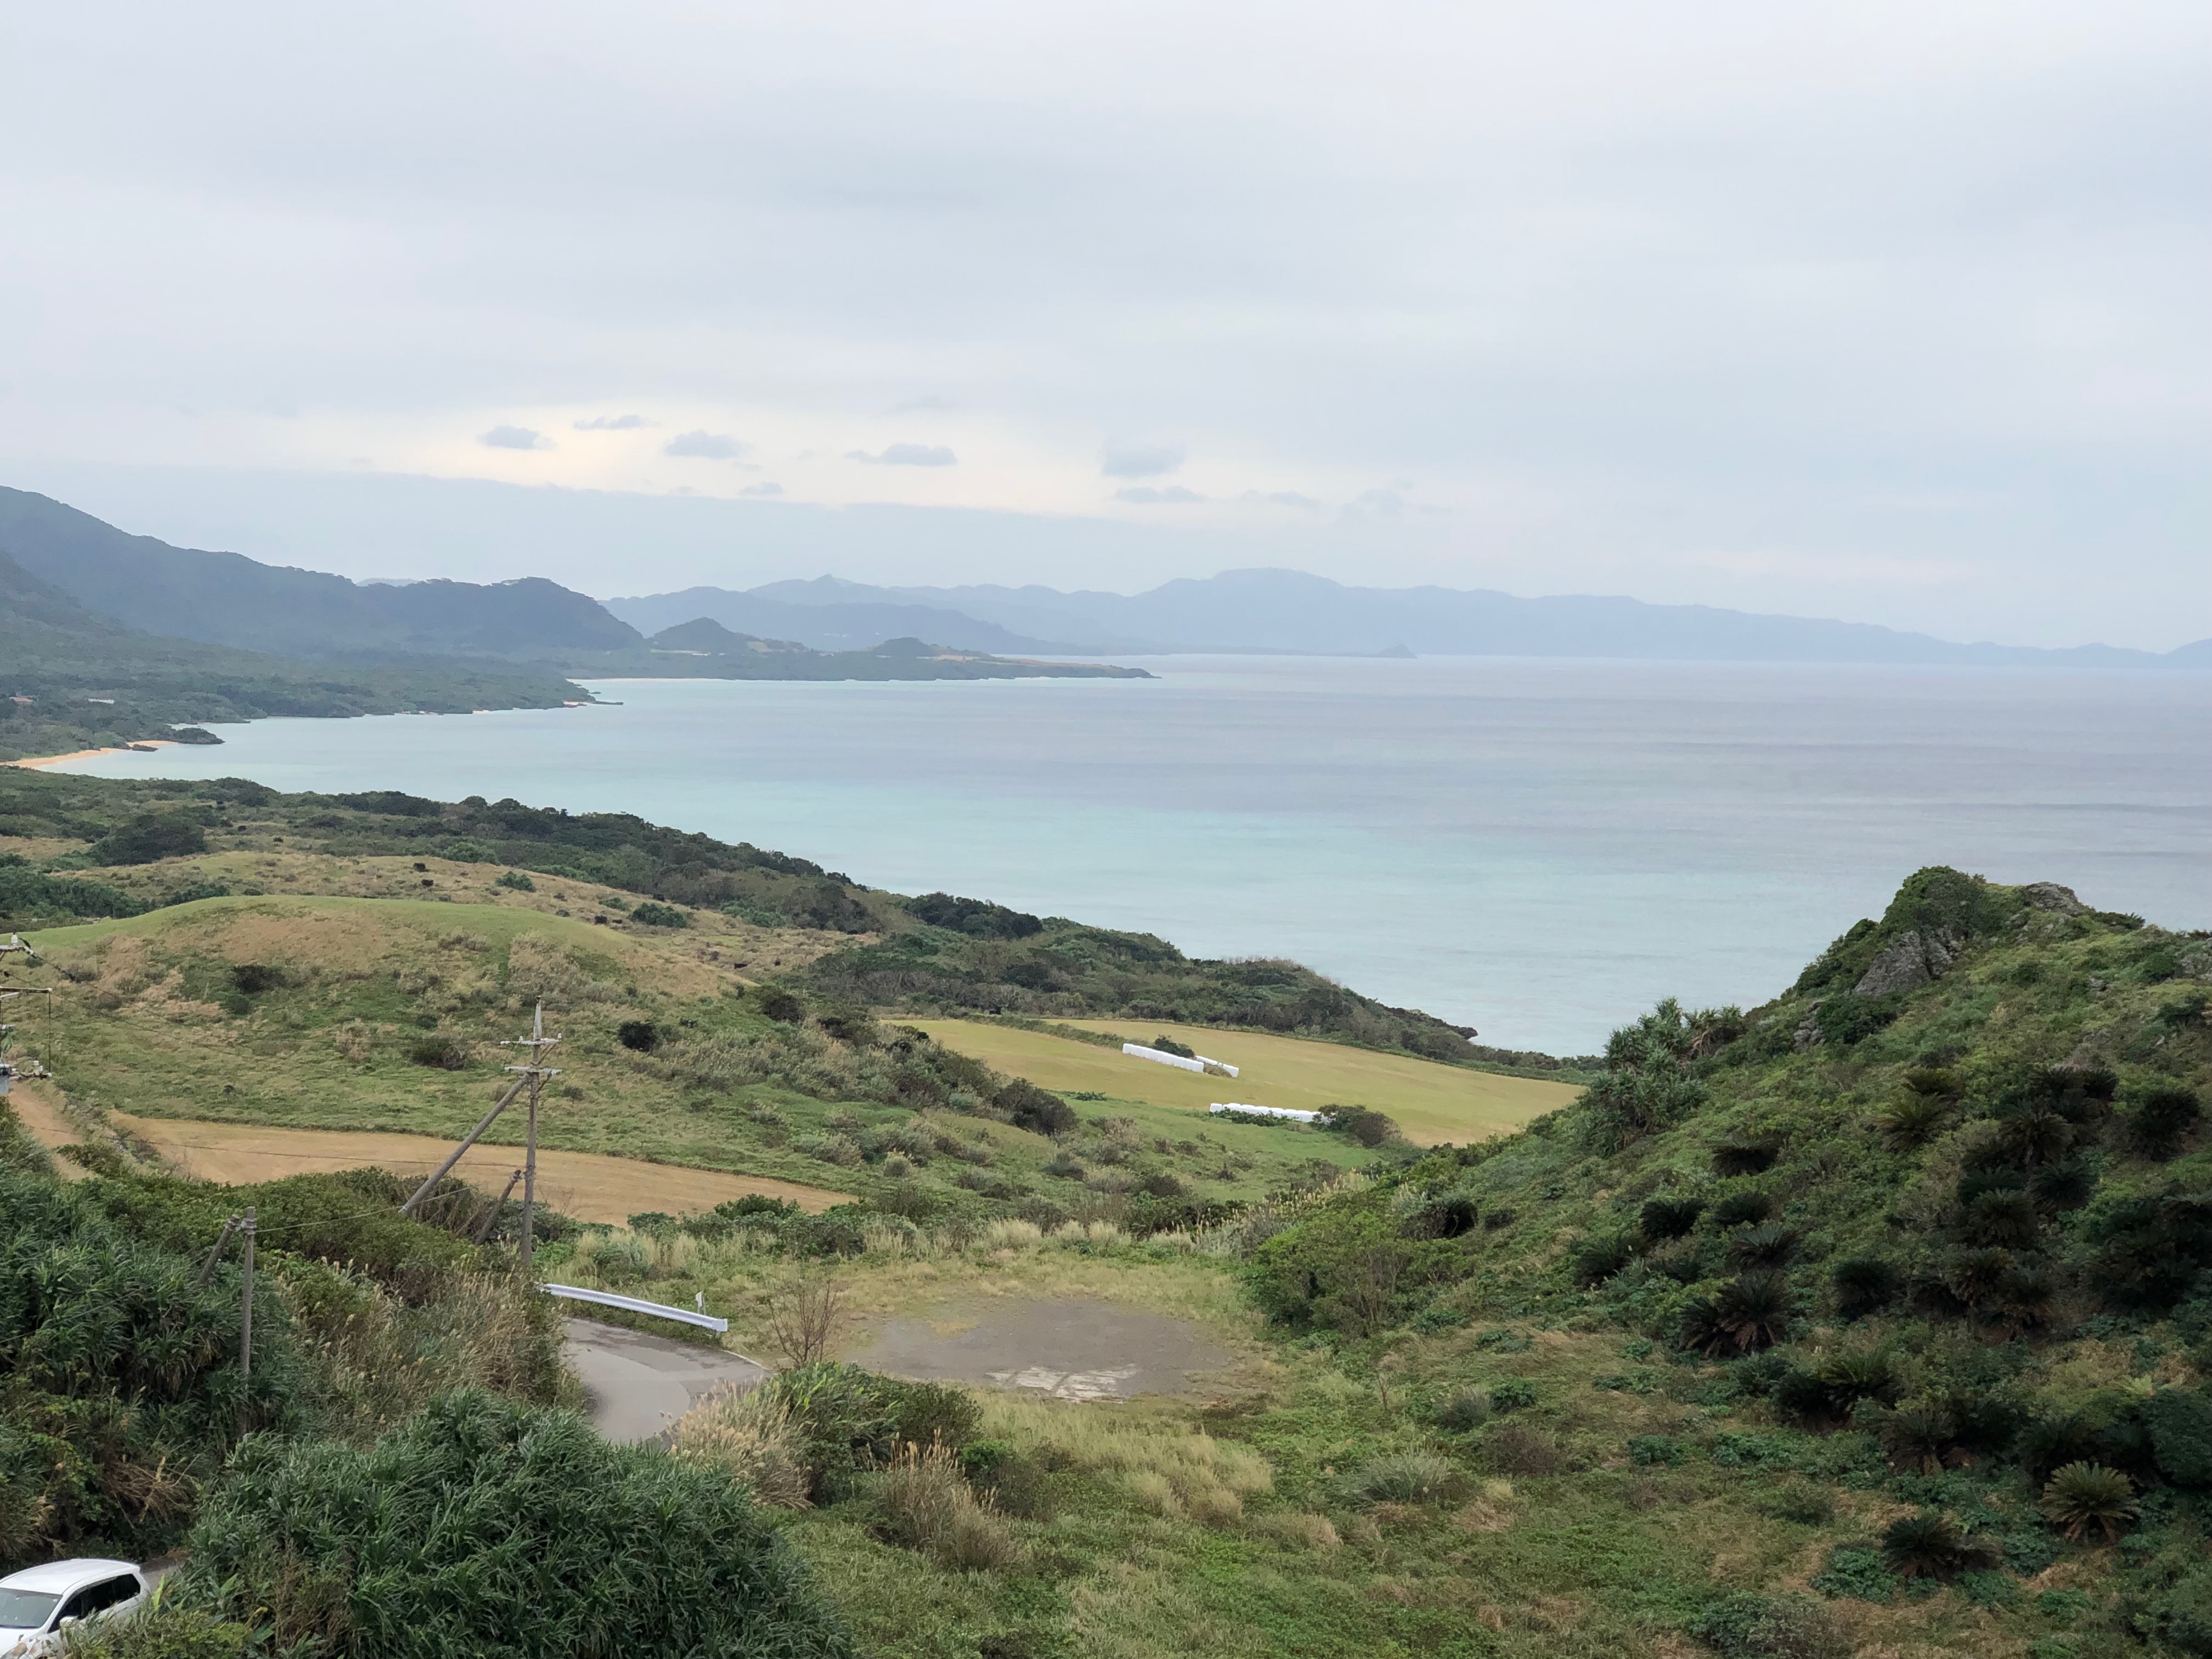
[239,1206,256,1386]
[195,1215,240,1290]
[498,1005,561,1274]
[471,1168,525,1244]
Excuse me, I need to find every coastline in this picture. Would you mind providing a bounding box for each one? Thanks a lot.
[8,738,178,771]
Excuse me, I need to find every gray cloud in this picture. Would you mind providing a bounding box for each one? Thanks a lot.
[847,443,957,467]
[478,425,550,451]
[4,3,2207,644]
[663,430,749,460]
[882,396,956,415]
[1101,441,1187,479]
[740,481,785,497]
[1243,490,1322,510]
[574,413,652,431]
[1115,485,1205,504]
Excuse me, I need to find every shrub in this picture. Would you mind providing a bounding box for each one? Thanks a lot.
[671,1383,814,1508]
[495,870,536,891]
[1145,1034,1196,1058]
[1690,1592,1849,1659]
[1323,1105,1401,1148]
[1880,1511,2000,1580]
[2145,1387,2212,1488]
[1409,1189,1481,1238]
[1341,1450,1455,1504]
[877,1441,1023,1570]
[54,1604,255,1658]
[758,987,807,1023]
[88,814,207,865]
[2127,1084,2204,1160]
[2039,1462,2138,1541]
[588,1234,650,1283]
[1640,1195,1704,1241]
[1574,1232,1639,1286]
[174,1389,853,1656]
[1831,1257,1903,1318]
[616,1019,661,1052]
[1629,1435,1684,1466]
[1432,1386,1492,1432]
[1487,1378,1537,1410]
[630,901,689,928]
[1481,1424,1563,1476]
[407,1034,471,1070]
[1711,1190,1775,1229]
[995,1080,1075,1136]
[1712,1139,1779,1178]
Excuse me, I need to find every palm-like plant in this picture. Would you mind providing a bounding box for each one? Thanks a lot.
[1711,1138,1779,1178]
[1875,1091,1951,1150]
[1831,1257,1903,1319]
[1639,1195,1703,1242]
[1712,1271,1792,1354]
[1881,1510,1999,1579]
[2040,1462,2138,1542]
[1878,1404,1958,1475]
[1726,1222,1801,1270]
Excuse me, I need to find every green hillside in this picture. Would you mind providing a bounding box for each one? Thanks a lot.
[0,769,1526,1074]
[0,548,586,761]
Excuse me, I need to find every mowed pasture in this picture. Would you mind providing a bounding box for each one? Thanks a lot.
[911,1018,1582,1145]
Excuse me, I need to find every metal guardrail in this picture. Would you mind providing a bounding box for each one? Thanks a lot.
[541,1283,730,1333]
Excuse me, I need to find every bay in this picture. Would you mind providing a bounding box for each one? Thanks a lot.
[55,656,2212,1054]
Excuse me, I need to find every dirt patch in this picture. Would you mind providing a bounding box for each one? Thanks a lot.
[12,1104,850,1221]
[844,1298,1235,1401]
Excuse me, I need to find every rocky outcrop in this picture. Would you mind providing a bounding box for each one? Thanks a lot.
[2019,883,2088,916]
[1852,929,1961,997]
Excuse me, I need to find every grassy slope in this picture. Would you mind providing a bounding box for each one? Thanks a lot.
[0,768,1538,1074]
[16,862,1390,1218]
[910,1017,1580,1144]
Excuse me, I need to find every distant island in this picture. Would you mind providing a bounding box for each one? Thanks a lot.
[566,617,1152,682]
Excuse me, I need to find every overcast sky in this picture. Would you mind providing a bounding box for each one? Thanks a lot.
[4,1,2207,646]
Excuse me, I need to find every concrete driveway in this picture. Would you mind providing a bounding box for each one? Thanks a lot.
[561,1317,769,1443]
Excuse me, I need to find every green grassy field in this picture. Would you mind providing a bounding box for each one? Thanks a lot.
[912,1017,1582,1145]
[22,883,1389,1215]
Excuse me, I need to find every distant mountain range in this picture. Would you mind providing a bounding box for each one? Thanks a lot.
[4,484,2204,676]
[613,572,2212,668]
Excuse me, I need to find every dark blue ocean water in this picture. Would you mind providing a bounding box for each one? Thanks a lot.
[58,657,2212,1053]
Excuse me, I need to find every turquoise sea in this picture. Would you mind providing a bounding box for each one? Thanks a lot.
[57,657,2212,1054]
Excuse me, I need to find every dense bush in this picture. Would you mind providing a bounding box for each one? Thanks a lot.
[0,1170,294,1565]
[173,1389,853,1657]
[87,812,208,865]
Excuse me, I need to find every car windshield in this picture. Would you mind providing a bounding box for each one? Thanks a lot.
[0,1587,61,1630]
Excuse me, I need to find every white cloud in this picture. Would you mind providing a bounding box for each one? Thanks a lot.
[663,430,749,460]
[1114,484,1205,504]
[574,413,652,431]
[478,425,550,451]
[1101,440,1187,479]
[740,481,785,497]
[847,443,957,467]
[1242,489,1323,510]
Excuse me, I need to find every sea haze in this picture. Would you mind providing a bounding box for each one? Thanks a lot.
[59,657,2212,1054]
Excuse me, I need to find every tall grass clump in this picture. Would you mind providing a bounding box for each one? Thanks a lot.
[672,1383,814,1509]
[171,1388,854,1658]
[876,1441,1024,1570]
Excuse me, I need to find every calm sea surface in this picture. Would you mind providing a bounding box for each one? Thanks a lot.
[57,657,2212,1054]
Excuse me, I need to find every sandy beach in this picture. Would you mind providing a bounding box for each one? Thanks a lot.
[8,738,177,770]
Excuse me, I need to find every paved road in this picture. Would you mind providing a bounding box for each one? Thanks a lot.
[561,1317,769,1443]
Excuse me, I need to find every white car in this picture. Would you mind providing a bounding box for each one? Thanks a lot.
[0,1560,148,1656]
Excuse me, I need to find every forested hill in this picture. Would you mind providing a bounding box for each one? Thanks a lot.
[0,548,584,761]
[0,485,639,659]
[0,768,1544,1073]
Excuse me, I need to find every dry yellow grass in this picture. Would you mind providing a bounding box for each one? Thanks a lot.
[911,1018,1580,1146]
[10,1092,851,1221]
